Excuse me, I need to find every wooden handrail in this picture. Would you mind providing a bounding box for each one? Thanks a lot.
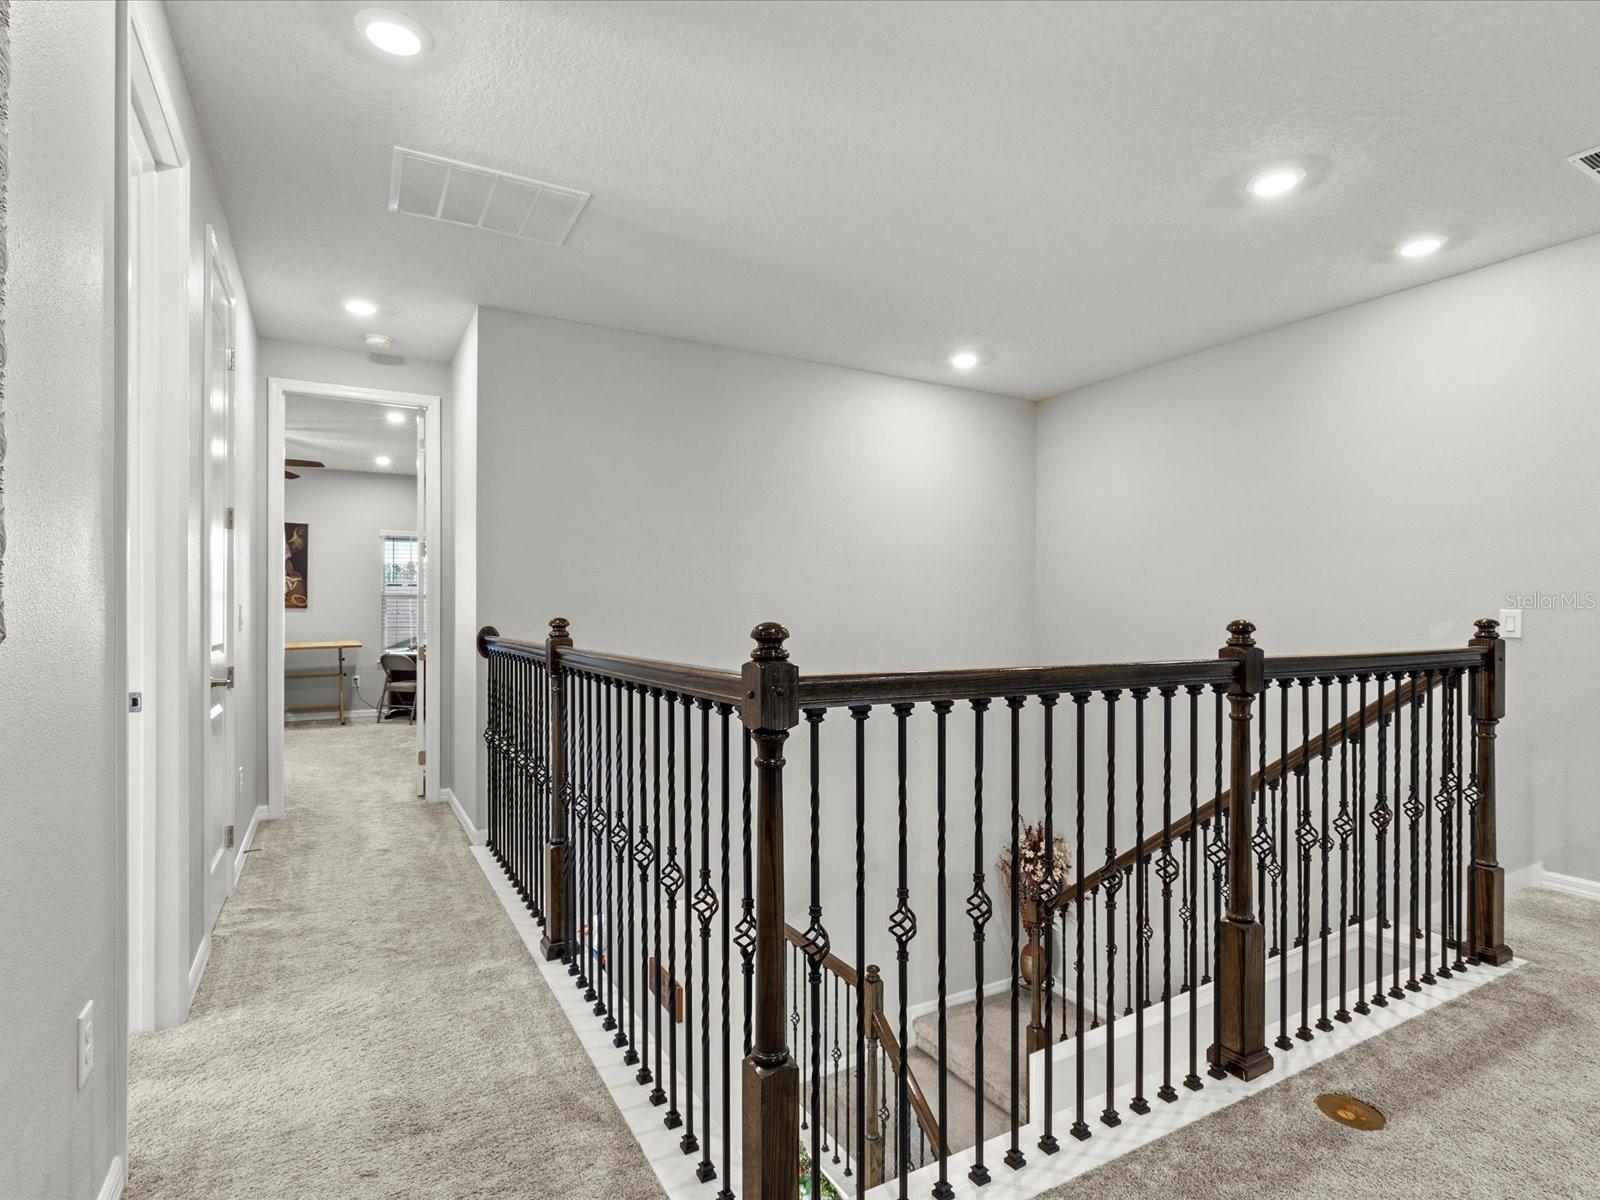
[797,658,1233,708]
[872,1011,944,1161]
[478,630,548,662]
[558,645,745,704]
[1061,670,1449,905]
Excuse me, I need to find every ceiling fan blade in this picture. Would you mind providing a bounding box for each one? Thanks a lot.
[284,470,301,480]
[284,458,325,469]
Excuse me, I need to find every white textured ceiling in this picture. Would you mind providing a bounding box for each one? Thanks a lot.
[168,0,1600,399]
[285,392,418,476]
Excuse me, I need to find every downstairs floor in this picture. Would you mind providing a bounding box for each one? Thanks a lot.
[125,720,1599,1198]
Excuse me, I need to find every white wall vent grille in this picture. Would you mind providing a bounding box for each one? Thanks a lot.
[388,147,590,245]
[1567,144,1600,187]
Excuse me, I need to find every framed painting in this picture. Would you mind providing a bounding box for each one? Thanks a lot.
[284,522,308,609]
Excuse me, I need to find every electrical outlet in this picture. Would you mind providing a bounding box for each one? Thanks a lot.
[352,673,361,690]
[77,1001,94,1088]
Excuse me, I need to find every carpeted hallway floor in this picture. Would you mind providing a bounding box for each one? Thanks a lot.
[126,721,662,1200]
[127,719,1598,1199]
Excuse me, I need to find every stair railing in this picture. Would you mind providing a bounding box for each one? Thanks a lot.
[478,617,1511,1200]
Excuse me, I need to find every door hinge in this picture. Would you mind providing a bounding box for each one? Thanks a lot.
[128,691,144,713]
[225,824,236,849]
[226,349,236,372]
[417,750,427,766]
[224,506,235,530]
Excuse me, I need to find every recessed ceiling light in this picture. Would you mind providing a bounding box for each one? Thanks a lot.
[374,455,392,468]
[949,350,980,370]
[356,9,428,57]
[1248,167,1306,199]
[343,297,378,317]
[1397,234,1447,259]
[385,410,407,425]
[364,333,394,350]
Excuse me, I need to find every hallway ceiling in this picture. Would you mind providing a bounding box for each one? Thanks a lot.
[168,0,1600,399]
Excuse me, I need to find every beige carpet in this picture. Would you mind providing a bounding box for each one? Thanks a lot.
[126,720,662,1200]
[1053,886,1600,1199]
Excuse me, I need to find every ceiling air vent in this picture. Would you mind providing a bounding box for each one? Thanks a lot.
[1567,144,1600,187]
[388,147,590,245]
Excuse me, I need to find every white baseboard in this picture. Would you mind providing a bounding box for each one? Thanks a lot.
[97,1155,125,1200]
[186,932,211,1013]
[1504,860,1600,901]
[232,804,269,887]
[442,787,484,846]
[1538,868,1600,901]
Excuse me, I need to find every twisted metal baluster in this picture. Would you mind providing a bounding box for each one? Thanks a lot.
[969,698,996,1178]
[1316,678,1333,1033]
[1156,686,1179,1103]
[714,704,734,1199]
[1405,675,1422,994]
[1269,682,1290,1051]
[889,703,917,1199]
[1183,683,1204,1090]
[1128,688,1150,1116]
[1372,674,1391,1009]
[680,695,697,1152]
[1421,677,1437,987]
[692,700,717,1174]
[1296,678,1313,1041]
[1100,689,1123,1127]
[599,679,615,1024]
[850,704,870,1184]
[1038,693,1062,1151]
[931,699,957,1195]
[1453,671,1468,973]
[736,726,755,1056]
[1004,696,1027,1168]
[1071,691,1093,1139]
[660,692,680,1115]
[1436,673,1456,981]
[1334,676,1353,1024]
[646,694,665,1107]
[1391,673,1407,1000]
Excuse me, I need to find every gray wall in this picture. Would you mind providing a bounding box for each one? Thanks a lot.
[284,469,418,714]
[443,312,478,814]
[1036,231,1600,881]
[0,3,122,1196]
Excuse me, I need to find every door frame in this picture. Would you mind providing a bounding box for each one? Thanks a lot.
[123,0,196,1034]
[265,378,443,817]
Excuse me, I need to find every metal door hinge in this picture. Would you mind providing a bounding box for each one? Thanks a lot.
[226,349,236,372]
[417,750,427,766]
[225,824,236,849]
[128,691,143,713]
[224,506,235,530]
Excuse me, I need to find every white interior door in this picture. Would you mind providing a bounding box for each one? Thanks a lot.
[203,234,238,922]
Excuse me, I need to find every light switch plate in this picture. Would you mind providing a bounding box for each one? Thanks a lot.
[1499,608,1523,639]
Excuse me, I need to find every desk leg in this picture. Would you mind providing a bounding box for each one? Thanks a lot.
[338,647,347,725]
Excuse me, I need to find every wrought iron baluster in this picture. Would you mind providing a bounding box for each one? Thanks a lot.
[634,686,656,1086]
[737,726,755,1057]
[1405,674,1422,994]
[715,703,734,1199]
[802,707,828,1197]
[890,702,917,1199]
[1296,678,1313,1041]
[599,679,616,1024]
[1183,683,1204,1089]
[1422,676,1437,987]
[850,704,870,1186]
[1129,687,1150,1115]
[969,698,996,1180]
[1004,696,1027,1167]
[1270,681,1290,1051]
[1071,691,1093,1138]
[693,699,716,1173]
[1436,673,1456,981]
[1391,671,1406,1000]
[1371,673,1391,1009]
[1453,671,1468,973]
[680,695,697,1152]
[1038,694,1061,1150]
[1100,689,1122,1127]
[1315,678,1333,1033]
[1156,685,1179,1103]
[1207,684,1227,1078]
[1334,676,1353,1024]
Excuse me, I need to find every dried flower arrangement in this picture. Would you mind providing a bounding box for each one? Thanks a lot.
[998,819,1072,908]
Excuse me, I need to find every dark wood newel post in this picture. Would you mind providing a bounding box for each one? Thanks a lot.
[1212,620,1273,1080]
[740,622,800,1199]
[541,616,575,962]
[1468,617,1513,965]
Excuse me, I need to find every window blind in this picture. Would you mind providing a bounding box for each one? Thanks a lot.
[381,533,420,647]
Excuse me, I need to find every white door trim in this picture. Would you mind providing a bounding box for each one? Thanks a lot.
[266,378,444,817]
[123,0,195,1037]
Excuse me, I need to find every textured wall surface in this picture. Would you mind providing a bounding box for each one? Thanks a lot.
[1037,232,1600,881]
